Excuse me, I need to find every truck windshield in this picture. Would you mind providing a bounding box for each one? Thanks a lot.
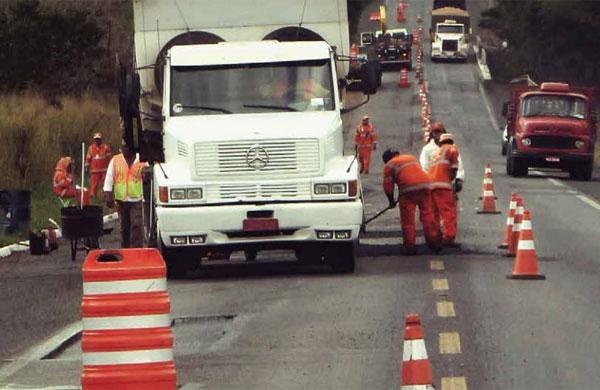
[521,95,587,119]
[437,25,463,34]
[170,59,334,116]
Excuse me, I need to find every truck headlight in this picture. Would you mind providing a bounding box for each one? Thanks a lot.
[170,189,186,200]
[575,140,585,149]
[330,183,347,194]
[187,188,203,199]
[314,184,330,195]
[521,138,532,146]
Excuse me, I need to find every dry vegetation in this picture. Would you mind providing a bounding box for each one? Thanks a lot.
[0,91,121,189]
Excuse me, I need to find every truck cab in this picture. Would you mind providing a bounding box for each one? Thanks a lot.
[504,82,597,180]
[431,20,469,60]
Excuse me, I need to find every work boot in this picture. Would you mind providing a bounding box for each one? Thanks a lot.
[442,240,461,249]
[427,243,443,253]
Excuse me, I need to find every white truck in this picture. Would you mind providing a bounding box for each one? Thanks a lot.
[118,0,379,276]
[430,6,471,61]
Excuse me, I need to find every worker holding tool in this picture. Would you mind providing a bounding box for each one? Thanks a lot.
[354,115,377,174]
[427,133,460,247]
[382,149,441,255]
[53,156,90,206]
[104,140,147,248]
[85,132,112,199]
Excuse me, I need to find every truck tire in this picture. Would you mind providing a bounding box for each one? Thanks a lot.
[159,238,197,278]
[501,140,508,156]
[326,242,356,273]
[569,161,593,181]
[507,140,528,177]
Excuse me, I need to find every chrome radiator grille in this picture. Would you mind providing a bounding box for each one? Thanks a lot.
[194,139,320,177]
[205,182,312,200]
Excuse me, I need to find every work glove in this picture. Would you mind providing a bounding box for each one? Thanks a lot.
[105,191,115,209]
[386,192,396,209]
[453,179,463,193]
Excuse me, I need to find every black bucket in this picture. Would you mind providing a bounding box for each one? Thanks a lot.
[29,231,49,255]
[60,206,103,240]
[0,190,31,236]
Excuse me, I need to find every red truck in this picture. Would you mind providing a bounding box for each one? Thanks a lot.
[503,82,597,181]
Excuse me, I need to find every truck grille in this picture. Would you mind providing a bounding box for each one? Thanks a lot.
[206,183,312,200]
[194,139,320,177]
[529,136,578,149]
[442,40,458,52]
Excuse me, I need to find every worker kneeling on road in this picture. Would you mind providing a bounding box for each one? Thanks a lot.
[53,156,90,206]
[354,115,377,174]
[428,133,460,247]
[382,149,442,255]
[104,140,147,248]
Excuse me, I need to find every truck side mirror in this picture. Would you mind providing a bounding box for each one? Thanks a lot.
[360,60,379,95]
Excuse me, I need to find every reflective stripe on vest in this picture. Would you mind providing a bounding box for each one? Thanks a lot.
[113,154,144,201]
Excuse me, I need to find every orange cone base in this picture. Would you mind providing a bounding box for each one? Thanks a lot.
[507,273,546,280]
[477,210,501,214]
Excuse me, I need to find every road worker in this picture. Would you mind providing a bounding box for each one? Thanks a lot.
[52,156,90,206]
[354,115,377,174]
[427,133,460,247]
[104,140,147,248]
[420,122,464,193]
[85,132,112,199]
[382,149,442,255]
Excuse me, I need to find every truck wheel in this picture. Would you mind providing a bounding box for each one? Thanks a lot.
[501,140,508,156]
[295,244,324,265]
[570,161,593,181]
[159,238,197,278]
[506,144,514,175]
[326,242,356,273]
[512,157,528,177]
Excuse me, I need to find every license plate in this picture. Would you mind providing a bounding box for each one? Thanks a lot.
[243,218,279,232]
[545,156,560,162]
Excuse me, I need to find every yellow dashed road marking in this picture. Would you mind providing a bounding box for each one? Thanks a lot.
[441,376,468,390]
[430,260,445,271]
[436,301,456,317]
[439,332,461,354]
[432,278,449,291]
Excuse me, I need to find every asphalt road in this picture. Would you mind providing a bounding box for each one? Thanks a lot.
[2,1,600,389]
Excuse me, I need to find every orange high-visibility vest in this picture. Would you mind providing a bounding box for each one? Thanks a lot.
[85,144,112,173]
[354,124,377,148]
[112,154,145,201]
[428,144,459,190]
[383,154,431,195]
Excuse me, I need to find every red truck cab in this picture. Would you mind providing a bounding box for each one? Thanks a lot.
[504,82,597,181]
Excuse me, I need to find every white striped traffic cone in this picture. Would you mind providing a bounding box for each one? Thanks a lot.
[505,196,524,257]
[401,313,434,389]
[499,192,518,249]
[507,209,546,280]
[81,249,176,390]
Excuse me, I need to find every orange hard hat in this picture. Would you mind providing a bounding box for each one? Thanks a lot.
[440,133,454,143]
[431,122,445,132]
[93,132,102,139]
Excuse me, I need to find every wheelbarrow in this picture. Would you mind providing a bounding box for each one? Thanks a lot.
[60,206,104,261]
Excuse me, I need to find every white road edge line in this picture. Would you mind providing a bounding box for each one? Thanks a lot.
[547,178,565,187]
[576,195,600,211]
[0,321,82,381]
[477,82,501,135]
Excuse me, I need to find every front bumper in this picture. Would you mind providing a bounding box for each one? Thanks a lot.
[431,51,468,59]
[157,199,363,248]
[510,150,593,169]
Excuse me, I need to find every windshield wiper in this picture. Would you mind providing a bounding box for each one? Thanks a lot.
[175,104,232,114]
[243,104,298,112]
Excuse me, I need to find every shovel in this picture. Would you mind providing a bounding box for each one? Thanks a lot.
[362,200,398,232]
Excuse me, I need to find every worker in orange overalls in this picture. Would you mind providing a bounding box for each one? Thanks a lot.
[354,115,377,174]
[382,149,442,255]
[85,132,112,199]
[427,133,460,247]
[53,157,90,206]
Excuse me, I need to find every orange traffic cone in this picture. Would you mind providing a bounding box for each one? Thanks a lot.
[499,192,518,249]
[505,196,524,257]
[398,68,410,88]
[477,165,501,214]
[479,164,497,199]
[507,209,546,280]
[401,314,434,389]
